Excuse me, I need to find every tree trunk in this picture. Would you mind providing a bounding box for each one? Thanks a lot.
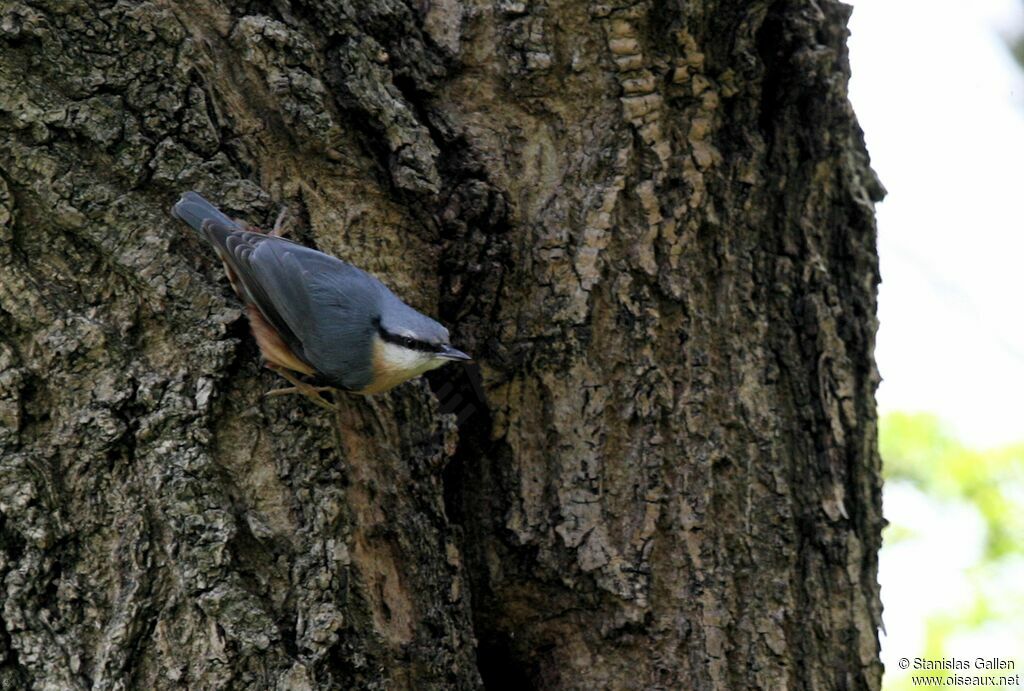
[0,0,884,689]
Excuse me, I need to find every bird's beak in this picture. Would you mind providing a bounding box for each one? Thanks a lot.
[437,344,472,361]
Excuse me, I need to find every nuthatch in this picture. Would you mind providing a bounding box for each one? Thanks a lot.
[172,192,470,409]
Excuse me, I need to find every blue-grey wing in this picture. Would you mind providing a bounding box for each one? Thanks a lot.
[247,241,382,390]
[194,221,380,390]
[194,223,311,364]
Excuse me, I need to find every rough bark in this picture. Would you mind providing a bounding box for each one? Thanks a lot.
[0,0,884,689]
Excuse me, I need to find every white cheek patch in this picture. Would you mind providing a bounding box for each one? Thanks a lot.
[377,341,443,376]
[365,337,448,394]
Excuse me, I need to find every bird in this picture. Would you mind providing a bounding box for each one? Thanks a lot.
[171,191,471,409]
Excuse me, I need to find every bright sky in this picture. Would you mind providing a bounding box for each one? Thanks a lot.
[846,0,1024,680]
[848,0,1024,449]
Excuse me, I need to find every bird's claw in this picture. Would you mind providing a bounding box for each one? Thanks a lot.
[265,386,338,411]
[265,365,338,411]
[271,205,294,237]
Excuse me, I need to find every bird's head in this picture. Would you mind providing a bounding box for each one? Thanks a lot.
[362,299,470,394]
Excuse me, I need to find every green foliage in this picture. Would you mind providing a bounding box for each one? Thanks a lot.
[881,413,1024,560]
[881,413,1024,691]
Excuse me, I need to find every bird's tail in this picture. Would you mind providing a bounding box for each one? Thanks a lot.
[171,191,240,233]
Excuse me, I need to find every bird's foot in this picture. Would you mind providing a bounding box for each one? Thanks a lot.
[266,385,338,411]
[265,366,338,411]
[271,205,295,237]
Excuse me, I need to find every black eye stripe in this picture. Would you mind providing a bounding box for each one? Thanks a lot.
[379,327,439,353]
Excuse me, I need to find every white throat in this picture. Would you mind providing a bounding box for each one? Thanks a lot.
[363,336,445,394]
[377,340,440,375]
